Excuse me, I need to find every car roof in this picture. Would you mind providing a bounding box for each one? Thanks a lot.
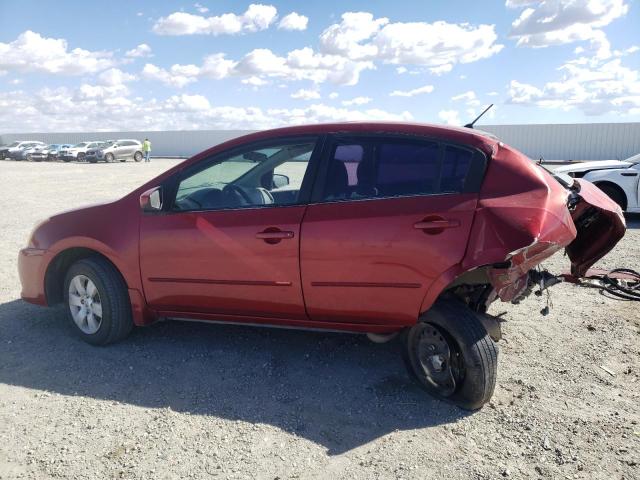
[185,121,500,169]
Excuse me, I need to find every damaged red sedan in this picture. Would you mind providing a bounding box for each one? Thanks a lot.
[18,122,625,409]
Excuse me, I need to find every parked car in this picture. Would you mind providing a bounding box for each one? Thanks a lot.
[84,142,110,163]
[21,143,53,161]
[18,122,625,409]
[46,144,73,161]
[555,153,640,212]
[9,141,46,160]
[0,142,20,159]
[87,139,143,163]
[58,142,104,162]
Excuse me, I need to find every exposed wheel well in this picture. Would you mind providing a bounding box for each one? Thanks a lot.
[44,248,126,305]
[593,181,627,211]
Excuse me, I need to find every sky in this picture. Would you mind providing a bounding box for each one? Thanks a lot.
[0,0,638,132]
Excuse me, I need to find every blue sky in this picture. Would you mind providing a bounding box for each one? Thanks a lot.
[0,0,638,132]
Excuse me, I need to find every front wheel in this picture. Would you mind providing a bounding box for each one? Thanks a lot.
[105,153,114,163]
[596,183,626,211]
[402,299,498,410]
[134,151,143,162]
[64,257,133,345]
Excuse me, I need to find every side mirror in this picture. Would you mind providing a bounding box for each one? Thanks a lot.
[272,173,290,189]
[140,186,162,212]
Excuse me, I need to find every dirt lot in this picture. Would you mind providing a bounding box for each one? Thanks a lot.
[0,159,638,480]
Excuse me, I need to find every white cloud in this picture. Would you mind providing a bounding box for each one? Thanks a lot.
[125,43,153,58]
[507,57,640,115]
[438,110,461,125]
[487,91,499,96]
[194,3,209,14]
[0,30,114,76]
[141,63,199,88]
[241,76,268,86]
[318,12,503,73]
[508,0,628,56]
[0,86,413,132]
[342,96,372,106]
[143,46,374,87]
[390,84,434,97]
[278,12,308,31]
[98,68,136,86]
[152,4,278,35]
[452,90,481,106]
[396,66,408,74]
[329,92,339,99]
[291,88,321,100]
[505,0,538,7]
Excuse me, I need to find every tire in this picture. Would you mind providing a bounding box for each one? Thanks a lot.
[134,151,143,162]
[596,183,626,211]
[105,153,114,163]
[77,153,85,162]
[402,299,498,410]
[26,154,33,161]
[63,257,133,346]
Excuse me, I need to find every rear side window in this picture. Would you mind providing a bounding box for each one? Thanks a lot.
[319,137,484,202]
[377,142,440,196]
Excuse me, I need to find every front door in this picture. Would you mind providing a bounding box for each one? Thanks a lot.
[300,136,486,327]
[139,136,320,320]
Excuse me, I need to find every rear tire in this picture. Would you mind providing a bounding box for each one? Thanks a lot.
[402,299,498,410]
[596,183,626,211]
[63,257,133,345]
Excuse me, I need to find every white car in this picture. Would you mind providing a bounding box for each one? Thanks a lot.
[8,141,46,160]
[87,139,143,163]
[58,142,104,162]
[555,153,640,212]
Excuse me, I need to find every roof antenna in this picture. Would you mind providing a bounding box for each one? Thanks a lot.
[464,104,494,129]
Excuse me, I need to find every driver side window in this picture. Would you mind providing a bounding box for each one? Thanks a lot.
[173,138,317,211]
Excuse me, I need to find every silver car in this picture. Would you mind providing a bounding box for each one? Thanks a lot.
[88,139,143,163]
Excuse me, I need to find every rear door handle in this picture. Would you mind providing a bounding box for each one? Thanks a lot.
[414,218,460,233]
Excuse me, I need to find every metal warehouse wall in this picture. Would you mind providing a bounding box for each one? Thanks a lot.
[480,122,640,161]
[1,122,639,160]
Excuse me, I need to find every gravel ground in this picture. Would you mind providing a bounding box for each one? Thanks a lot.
[0,159,638,480]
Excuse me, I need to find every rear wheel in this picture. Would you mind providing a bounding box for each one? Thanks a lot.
[105,153,114,163]
[402,299,498,410]
[63,257,133,345]
[26,153,33,161]
[596,183,626,211]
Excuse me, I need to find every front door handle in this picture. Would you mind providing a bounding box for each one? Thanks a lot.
[414,217,460,234]
[256,228,294,244]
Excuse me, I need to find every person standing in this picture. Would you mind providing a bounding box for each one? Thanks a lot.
[142,138,151,162]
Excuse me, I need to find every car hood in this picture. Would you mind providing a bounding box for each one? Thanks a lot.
[555,160,632,174]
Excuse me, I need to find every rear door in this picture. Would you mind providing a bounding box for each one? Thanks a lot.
[300,135,486,327]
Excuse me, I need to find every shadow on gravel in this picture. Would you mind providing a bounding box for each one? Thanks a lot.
[625,213,640,229]
[0,299,469,454]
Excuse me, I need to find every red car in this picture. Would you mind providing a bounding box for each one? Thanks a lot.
[18,122,625,409]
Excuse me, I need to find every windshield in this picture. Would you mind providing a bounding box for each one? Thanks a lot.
[7,142,20,147]
[48,144,59,149]
[73,142,88,148]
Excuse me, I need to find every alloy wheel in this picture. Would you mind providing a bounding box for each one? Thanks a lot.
[68,274,103,334]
